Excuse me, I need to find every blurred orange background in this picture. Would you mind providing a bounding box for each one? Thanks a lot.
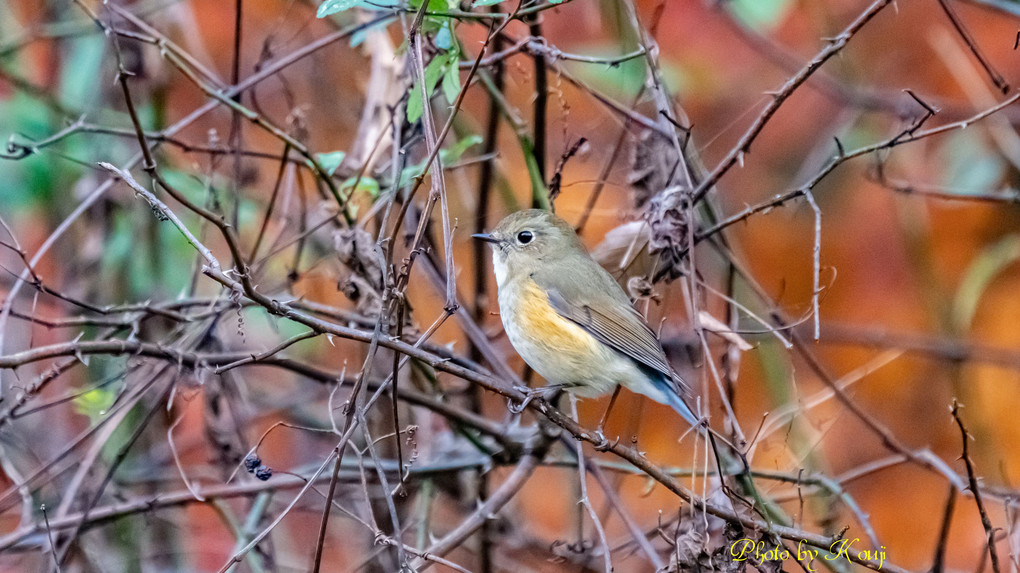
[3,0,1020,570]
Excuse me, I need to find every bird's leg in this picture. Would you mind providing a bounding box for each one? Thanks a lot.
[508,384,565,414]
[593,385,622,449]
[507,391,535,414]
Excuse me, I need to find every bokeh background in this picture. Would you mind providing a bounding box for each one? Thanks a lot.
[1,0,1020,571]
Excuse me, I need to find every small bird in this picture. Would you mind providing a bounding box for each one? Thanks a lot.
[473,209,699,428]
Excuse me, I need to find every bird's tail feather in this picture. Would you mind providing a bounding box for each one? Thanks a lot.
[662,388,700,428]
[644,373,700,428]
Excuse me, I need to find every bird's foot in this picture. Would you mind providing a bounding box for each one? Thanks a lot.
[508,386,542,413]
[592,428,618,452]
[508,392,535,414]
[508,385,564,413]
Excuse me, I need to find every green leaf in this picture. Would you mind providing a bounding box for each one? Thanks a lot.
[317,0,362,18]
[441,54,461,105]
[409,0,451,12]
[316,151,347,176]
[434,22,454,50]
[395,135,482,188]
[397,165,421,189]
[473,0,504,5]
[405,56,437,124]
[341,176,381,198]
[567,45,687,99]
[407,53,452,123]
[440,135,482,164]
[407,83,424,124]
[74,386,117,420]
[729,0,792,30]
[426,52,452,87]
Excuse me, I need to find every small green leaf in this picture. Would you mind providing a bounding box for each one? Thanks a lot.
[398,165,421,189]
[410,0,450,12]
[317,0,362,18]
[341,176,381,198]
[316,151,347,176]
[434,23,453,50]
[395,135,482,188]
[74,386,117,420]
[441,55,461,105]
[424,53,450,90]
[407,83,424,124]
[440,135,482,164]
[567,44,687,99]
[473,0,504,5]
[729,0,792,30]
[407,53,452,123]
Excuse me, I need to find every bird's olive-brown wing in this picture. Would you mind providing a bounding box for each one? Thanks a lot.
[532,262,689,395]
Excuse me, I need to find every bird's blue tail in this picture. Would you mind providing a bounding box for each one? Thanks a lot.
[644,372,700,428]
[663,387,701,428]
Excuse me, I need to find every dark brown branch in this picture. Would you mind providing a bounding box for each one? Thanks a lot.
[527,15,547,189]
[936,0,1009,93]
[950,400,1001,573]
[691,0,896,203]
[931,485,957,573]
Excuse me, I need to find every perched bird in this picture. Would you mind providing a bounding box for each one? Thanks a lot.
[473,209,699,428]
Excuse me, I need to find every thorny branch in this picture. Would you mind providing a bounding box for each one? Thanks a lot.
[0,0,1018,571]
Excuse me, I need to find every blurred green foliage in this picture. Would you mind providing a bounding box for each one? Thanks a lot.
[729,0,793,30]
[941,129,1006,194]
[953,235,1020,331]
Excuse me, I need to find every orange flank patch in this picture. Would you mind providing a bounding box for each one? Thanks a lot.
[516,280,599,355]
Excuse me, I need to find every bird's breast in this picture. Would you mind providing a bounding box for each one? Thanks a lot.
[498,278,607,388]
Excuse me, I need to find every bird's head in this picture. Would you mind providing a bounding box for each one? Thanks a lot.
[472,209,586,285]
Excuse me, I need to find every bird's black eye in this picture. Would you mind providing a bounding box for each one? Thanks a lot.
[516,230,534,244]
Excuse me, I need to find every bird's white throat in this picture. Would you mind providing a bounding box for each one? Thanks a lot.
[491,251,509,288]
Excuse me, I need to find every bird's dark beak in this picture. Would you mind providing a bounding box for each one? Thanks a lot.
[471,233,500,244]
